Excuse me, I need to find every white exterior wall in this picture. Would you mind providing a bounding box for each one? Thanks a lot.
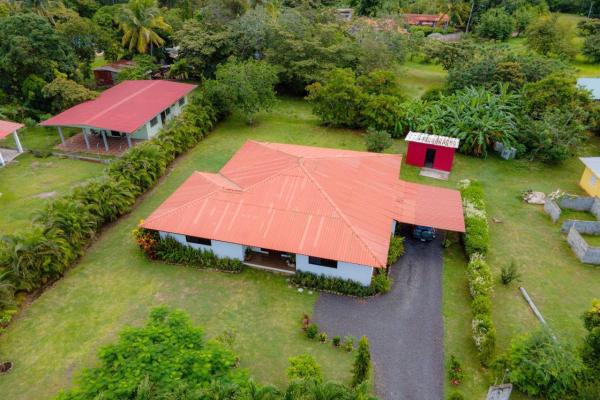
[131,124,149,140]
[296,255,374,286]
[159,231,245,261]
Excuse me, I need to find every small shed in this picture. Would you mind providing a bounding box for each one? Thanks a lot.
[93,60,135,87]
[405,131,459,172]
[0,120,24,167]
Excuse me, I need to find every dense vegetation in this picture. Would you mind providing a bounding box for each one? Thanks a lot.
[57,307,376,400]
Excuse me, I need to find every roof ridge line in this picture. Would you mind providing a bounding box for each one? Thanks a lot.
[298,159,384,267]
[81,80,162,127]
[256,141,399,159]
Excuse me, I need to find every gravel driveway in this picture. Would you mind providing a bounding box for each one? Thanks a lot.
[313,237,444,400]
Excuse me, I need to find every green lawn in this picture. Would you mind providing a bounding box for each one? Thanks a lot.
[398,61,447,98]
[1,98,599,400]
[0,99,377,400]
[0,154,103,235]
[0,125,79,152]
[401,139,600,398]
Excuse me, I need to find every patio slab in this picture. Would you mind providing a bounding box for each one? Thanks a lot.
[0,148,22,166]
[56,132,142,156]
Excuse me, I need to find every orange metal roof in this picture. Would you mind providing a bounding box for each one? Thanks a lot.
[142,141,465,268]
[0,120,24,139]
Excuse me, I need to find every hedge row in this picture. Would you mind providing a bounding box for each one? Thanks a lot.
[467,254,496,366]
[289,270,392,297]
[459,179,489,257]
[134,230,244,273]
[0,95,218,322]
[459,179,496,366]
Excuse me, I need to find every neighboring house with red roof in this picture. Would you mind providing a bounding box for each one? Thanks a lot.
[142,141,465,286]
[0,120,24,166]
[41,80,196,152]
[93,60,135,87]
[403,13,449,27]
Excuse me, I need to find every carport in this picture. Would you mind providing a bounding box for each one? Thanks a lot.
[0,120,24,167]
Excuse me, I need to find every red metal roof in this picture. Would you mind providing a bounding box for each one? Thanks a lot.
[0,120,24,139]
[142,141,465,268]
[40,80,197,134]
[404,13,449,25]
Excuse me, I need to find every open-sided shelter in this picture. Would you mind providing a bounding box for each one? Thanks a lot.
[0,120,24,167]
[41,80,196,153]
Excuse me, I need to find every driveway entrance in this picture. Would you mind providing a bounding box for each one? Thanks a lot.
[313,237,444,400]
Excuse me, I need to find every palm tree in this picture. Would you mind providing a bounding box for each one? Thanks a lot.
[0,270,16,310]
[118,0,171,54]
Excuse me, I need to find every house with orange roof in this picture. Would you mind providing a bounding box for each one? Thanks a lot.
[142,141,465,286]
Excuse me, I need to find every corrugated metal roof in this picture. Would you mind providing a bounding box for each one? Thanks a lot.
[143,141,465,268]
[0,120,24,139]
[405,131,460,149]
[40,80,197,134]
[577,78,600,100]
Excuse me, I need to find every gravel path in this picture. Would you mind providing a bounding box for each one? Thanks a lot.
[313,237,444,400]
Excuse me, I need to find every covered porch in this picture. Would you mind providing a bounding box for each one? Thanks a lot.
[244,249,296,274]
[55,130,143,156]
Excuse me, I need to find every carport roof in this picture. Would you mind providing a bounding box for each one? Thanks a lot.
[40,80,197,134]
[0,120,24,139]
[142,141,465,268]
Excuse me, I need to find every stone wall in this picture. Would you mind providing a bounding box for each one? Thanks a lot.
[567,227,600,264]
[544,200,561,223]
[559,196,595,211]
[561,220,600,234]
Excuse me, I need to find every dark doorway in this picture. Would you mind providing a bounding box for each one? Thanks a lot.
[425,148,436,168]
[160,111,167,125]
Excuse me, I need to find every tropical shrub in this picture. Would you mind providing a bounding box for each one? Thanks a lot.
[360,94,405,136]
[447,355,464,385]
[417,86,518,157]
[476,8,515,41]
[447,392,465,400]
[290,270,391,297]
[351,336,371,387]
[471,295,492,315]
[472,312,496,366]
[287,354,323,382]
[459,180,489,257]
[502,329,582,399]
[364,129,392,153]
[500,260,521,285]
[306,323,318,339]
[332,336,341,347]
[343,336,356,352]
[318,332,328,343]
[467,254,493,298]
[370,272,392,294]
[137,234,244,273]
[55,307,243,400]
[387,236,405,265]
[582,298,600,331]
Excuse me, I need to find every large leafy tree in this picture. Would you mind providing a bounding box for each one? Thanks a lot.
[476,7,515,41]
[526,15,577,58]
[118,0,171,54]
[0,13,77,95]
[41,77,98,113]
[204,58,279,124]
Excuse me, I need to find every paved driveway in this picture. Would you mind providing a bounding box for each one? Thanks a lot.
[313,237,444,400]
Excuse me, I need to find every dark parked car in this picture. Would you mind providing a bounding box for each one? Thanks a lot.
[413,226,436,242]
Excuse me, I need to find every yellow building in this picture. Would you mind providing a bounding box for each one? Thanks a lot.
[579,157,600,197]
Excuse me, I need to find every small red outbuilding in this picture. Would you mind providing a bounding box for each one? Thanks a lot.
[405,131,459,172]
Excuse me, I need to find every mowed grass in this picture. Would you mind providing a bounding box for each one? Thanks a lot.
[0,99,381,400]
[1,97,600,399]
[0,154,103,234]
[398,61,447,98]
[400,137,600,398]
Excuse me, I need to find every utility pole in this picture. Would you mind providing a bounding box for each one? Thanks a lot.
[588,1,594,18]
